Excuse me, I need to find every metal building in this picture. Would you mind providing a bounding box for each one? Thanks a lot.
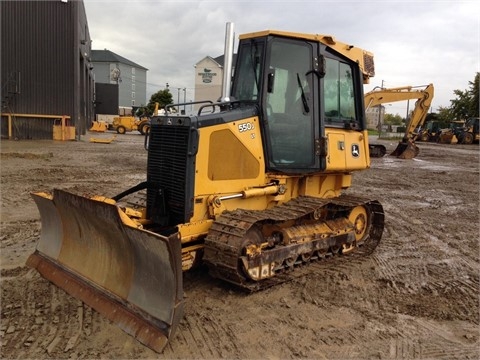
[91,50,148,111]
[1,0,94,140]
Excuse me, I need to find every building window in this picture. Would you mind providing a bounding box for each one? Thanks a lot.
[132,68,135,75]
[132,84,135,91]
[132,100,135,105]
[132,92,135,99]
[132,75,135,82]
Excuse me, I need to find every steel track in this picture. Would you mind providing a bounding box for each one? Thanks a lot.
[203,194,384,292]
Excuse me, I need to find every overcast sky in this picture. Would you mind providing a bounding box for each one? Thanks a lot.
[84,0,479,115]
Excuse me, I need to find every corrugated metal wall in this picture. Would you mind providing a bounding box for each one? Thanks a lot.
[1,0,94,140]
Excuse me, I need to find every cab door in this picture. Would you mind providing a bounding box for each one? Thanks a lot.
[262,37,320,172]
[322,53,369,171]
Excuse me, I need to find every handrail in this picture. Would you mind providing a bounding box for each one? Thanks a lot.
[0,113,71,140]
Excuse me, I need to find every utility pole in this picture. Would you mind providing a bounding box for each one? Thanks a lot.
[377,80,385,137]
[183,88,186,114]
[177,88,181,113]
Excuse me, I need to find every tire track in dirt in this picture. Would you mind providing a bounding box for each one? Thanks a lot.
[413,318,478,359]
[383,214,477,300]
[168,312,223,358]
[1,268,92,359]
[420,342,478,359]
[389,338,423,359]
[2,137,478,358]
[163,269,243,358]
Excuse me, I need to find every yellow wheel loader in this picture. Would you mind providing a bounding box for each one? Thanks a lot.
[110,103,159,135]
[111,115,150,134]
[416,120,442,142]
[436,120,465,144]
[28,24,385,353]
[456,117,479,144]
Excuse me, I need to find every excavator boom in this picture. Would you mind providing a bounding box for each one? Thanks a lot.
[364,84,434,159]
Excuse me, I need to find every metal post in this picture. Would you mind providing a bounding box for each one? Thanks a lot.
[183,88,186,114]
[377,80,385,137]
[220,22,235,102]
[377,105,382,137]
[177,88,181,113]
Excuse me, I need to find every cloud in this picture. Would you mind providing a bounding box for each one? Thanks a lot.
[84,0,480,110]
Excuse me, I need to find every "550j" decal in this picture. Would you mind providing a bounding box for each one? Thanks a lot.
[238,122,255,133]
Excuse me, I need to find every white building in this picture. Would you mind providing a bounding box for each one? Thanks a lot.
[194,54,236,110]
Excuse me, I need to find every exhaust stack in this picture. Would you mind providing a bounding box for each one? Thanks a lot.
[220,22,235,103]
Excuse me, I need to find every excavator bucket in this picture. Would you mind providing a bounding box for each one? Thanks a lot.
[27,189,184,353]
[390,140,420,159]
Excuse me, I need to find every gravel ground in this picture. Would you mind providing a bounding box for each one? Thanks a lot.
[1,133,479,359]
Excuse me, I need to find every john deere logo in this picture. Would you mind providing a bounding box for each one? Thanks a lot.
[351,144,360,157]
[198,68,217,83]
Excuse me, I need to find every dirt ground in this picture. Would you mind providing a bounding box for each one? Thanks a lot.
[1,132,479,359]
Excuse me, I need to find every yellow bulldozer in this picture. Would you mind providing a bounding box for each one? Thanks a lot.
[28,24,392,352]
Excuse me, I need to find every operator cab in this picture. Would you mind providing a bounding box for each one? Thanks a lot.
[231,32,367,173]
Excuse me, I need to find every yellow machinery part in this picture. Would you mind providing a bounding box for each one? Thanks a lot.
[89,121,109,132]
[89,136,116,144]
[390,140,420,159]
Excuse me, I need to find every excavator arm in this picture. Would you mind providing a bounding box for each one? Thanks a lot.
[364,84,434,158]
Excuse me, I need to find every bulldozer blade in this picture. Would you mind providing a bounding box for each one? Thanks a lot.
[390,140,420,159]
[27,189,184,353]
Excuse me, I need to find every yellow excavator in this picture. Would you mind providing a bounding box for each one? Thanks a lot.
[364,84,434,159]
[28,24,388,352]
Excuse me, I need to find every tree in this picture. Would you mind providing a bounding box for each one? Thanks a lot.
[384,113,403,125]
[449,72,479,119]
[436,106,454,124]
[146,89,174,115]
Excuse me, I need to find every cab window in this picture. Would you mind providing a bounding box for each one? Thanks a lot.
[324,57,356,125]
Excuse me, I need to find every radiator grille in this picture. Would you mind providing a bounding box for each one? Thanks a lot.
[147,121,195,225]
[363,52,375,78]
